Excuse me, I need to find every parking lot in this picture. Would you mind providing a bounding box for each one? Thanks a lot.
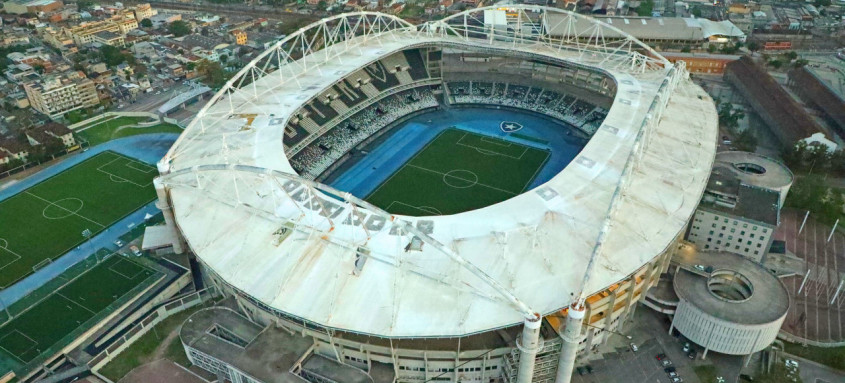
[571,309,745,383]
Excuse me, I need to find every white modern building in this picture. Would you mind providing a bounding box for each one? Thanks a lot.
[152,7,718,383]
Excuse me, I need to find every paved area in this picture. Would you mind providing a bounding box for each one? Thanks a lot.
[573,308,746,383]
[119,359,208,383]
[0,134,178,306]
[775,208,845,342]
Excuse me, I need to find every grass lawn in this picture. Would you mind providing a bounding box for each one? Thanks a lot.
[366,128,550,216]
[0,256,158,370]
[77,117,182,146]
[0,151,158,288]
[783,341,845,371]
[99,305,207,381]
[693,365,718,383]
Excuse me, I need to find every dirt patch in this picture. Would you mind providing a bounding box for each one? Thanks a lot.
[119,359,207,383]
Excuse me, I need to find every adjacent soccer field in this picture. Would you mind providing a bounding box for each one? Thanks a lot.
[366,128,550,216]
[0,151,158,288]
[0,255,157,365]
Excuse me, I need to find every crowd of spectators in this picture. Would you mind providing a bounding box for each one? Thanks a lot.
[450,81,606,134]
[291,87,438,178]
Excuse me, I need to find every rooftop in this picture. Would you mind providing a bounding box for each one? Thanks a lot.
[161,8,718,338]
[544,14,745,41]
[181,307,382,383]
[673,250,789,325]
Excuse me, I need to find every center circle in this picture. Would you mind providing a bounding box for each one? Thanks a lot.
[42,198,84,220]
[442,169,479,189]
[707,269,754,303]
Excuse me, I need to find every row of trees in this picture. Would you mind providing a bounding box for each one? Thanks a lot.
[785,175,845,225]
[782,141,845,176]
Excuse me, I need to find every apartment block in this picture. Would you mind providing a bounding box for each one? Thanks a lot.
[23,72,100,119]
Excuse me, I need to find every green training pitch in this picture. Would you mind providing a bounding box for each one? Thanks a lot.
[0,255,157,365]
[0,151,157,288]
[366,128,550,216]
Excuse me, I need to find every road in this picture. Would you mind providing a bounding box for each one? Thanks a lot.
[119,0,320,22]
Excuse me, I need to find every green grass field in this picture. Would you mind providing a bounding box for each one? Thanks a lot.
[366,128,550,216]
[0,255,157,365]
[76,117,182,146]
[0,151,158,288]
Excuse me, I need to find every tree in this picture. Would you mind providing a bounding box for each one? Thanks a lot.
[636,0,655,16]
[196,59,229,88]
[734,129,757,152]
[784,51,798,61]
[747,41,761,52]
[814,0,831,7]
[219,54,228,63]
[768,59,783,69]
[793,59,809,68]
[681,46,691,53]
[707,44,717,53]
[77,0,93,10]
[691,7,702,17]
[168,20,191,37]
[140,18,153,28]
[100,45,132,67]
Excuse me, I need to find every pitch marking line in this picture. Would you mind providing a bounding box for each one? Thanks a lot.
[386,201,443,216]
[520,150,551,193]
[57,292,97,315]
[480,136,513,147]
[0,238,22,272]
[24,192,105,228]
[41,198,85,220]
[406,164,517,196]
[455,132,527,160]
[96,158,154,188]
[0,329,38,362]
[108,259,145,280]
[125,161,155,173]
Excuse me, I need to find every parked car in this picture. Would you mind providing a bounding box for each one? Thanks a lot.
[656,353,667,360]
[130,245,142,257]
[785,359,799,368]
[662,359,673,366]
[114,240,124,247]
[694,264,706,271]
[671,378,683,383]
[668,371,678,378]
[688,350,697,360]
[630,343,638,352]
[664,367,676,373]
[739,374,754,381]
[682,343,690,352]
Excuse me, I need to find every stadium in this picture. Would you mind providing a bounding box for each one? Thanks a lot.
[156,6,718,383]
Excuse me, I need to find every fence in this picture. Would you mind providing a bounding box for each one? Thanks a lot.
[88,287,219,380]
[69,112,162,132]
[777,331,845,348]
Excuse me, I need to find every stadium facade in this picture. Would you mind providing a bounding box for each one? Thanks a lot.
[157,7,719,383]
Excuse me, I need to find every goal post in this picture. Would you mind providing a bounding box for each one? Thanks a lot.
[31,258,52,272]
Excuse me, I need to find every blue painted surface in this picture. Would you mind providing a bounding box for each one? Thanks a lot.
[328,107,584,198]
[0,134,178,306]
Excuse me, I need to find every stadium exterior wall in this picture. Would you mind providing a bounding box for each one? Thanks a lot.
[198,236,676,382]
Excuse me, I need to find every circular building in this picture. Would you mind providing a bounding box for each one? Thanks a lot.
[715,151,794,207]
[154,6,719,383]
[671,251,789,357]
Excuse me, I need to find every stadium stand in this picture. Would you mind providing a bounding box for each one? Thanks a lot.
[447,81,606,134]
[402,49,429,81]
[290,87,439,178]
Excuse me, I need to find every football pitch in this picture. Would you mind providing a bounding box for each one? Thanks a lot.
[0,151,158,288]
[0,255,157,365]
[366,128,550,216]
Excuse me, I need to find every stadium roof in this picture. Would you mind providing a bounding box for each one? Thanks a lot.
[159,7,718,338]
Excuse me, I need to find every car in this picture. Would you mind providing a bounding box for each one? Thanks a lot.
[668,371,678,378]
[694,264,706,271]
[723,139,732,145]
[785,359,799,368]
[630,343,638,352]
[576,366,585,375]
[739,374,754,382]
[682,343,690,352]
[129,245,142,257]
[662,359,673,366]
[656,353,667,360]
[688,350,697,360]
[671,378,683,383]
[114,240,124,247]
[664,367,676,373]
[155,91,161,95]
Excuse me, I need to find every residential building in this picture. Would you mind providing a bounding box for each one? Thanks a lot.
[93,30,126,46]
[0,137,30,162]
[66,16,138,46]
[132,3,155,21]
[23,71,100,119]
[231,30,247,45]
